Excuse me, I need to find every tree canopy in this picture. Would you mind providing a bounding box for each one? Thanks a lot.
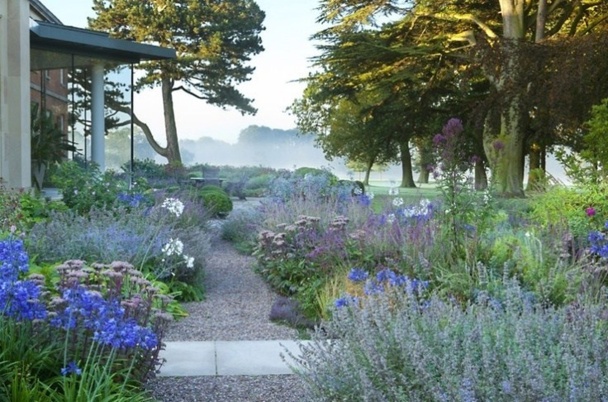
[89,0,266,164]
[301,0,608,195]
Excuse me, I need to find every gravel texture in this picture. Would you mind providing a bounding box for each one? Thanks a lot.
[162,239,298,342]
[147,375,310,402]
[146,200,310,402]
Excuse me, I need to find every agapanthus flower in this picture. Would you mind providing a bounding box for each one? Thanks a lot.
[162,238,184,256]
[183,255,195,268]
[61,361,82,376]
[334,294,358,308]
[161,197,184,217]
[347,268,369,282]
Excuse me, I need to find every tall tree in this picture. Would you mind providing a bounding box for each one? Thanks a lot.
[316,0,608,196]
[89,0,265,165]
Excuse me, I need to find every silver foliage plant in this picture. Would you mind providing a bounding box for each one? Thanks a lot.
[287,281,608,401]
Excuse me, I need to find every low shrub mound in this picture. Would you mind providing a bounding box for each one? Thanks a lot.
[197,186,233,217]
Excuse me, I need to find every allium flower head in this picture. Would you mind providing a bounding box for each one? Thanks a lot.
[492,140,505,151]
[586,206,596,217]
[161,197,184,217]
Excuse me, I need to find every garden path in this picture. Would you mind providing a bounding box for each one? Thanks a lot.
[146,199,310,401]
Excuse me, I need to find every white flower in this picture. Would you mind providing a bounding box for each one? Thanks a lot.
[162,238,184,256]
[388,187,399,196]
[353,186,363,195]
[419,199,431,209]
[387,213,396,224]
[162,197,184,217]
[525,232,531,238]
[392,197,404,207]
[367,192,375,200]
[183,255,194,268]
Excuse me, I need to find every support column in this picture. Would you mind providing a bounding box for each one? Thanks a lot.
[0,2,7,185]
[4,0,30,188]
[90,63,105,170]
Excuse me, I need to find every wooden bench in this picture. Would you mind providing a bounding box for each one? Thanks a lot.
[190,166,223,187]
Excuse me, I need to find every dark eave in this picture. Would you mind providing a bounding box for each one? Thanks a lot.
[30,20,176,69]
[30,0,62,24]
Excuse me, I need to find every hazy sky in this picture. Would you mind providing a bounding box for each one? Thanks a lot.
[41,0,322,144]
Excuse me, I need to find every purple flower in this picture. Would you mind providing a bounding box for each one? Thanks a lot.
[442,118,464,137]
[492,140,505,151]
[347,268,369,282]
[586,207,596,217]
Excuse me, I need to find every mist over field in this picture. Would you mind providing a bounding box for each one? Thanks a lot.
[106,125,568,184]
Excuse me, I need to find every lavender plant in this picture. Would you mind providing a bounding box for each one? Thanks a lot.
[289,280,608,401]
[27,195,210,300]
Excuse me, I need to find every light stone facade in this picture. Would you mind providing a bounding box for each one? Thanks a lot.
[0,0,31,189]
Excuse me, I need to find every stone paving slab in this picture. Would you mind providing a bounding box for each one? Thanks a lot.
[158,340,309,377]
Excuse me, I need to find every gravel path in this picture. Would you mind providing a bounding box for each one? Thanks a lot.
[146,204,311,402]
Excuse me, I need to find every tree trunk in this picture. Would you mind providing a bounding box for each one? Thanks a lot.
[474,159,488,190]
[526,144,542,190]
[492,2,526,196]
[161,75,182,165]
[363,157,374,185]
[418,168,429,184]
[495,97,526,197]
[399,141,416,188]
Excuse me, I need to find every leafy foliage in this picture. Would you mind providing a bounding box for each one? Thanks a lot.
[89,0,266,163]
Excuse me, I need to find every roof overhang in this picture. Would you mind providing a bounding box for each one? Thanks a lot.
[30,20,176,70]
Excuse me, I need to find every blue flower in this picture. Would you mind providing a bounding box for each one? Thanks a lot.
[334,294,358,308]
[364,281,385,295]
[376,269,397,283]
[51,285,158,350]
[0,239,29,282]
[347,268,369,283]
[61,361,82,376]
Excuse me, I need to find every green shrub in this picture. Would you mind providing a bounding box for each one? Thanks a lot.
[197,187,232,217]
[50,161,126,214]
[529,184,608,241]
[244,173,275,197]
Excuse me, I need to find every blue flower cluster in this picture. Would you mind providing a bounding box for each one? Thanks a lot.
[366,268,429,296]
[335,267,429,308]
[61,361,82,376]
[347,268,369,282]
[117,192,146,208]
[51,286,158,350]
[589,226,608,258]
[0,239,46,321]
[0,238,29,281]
